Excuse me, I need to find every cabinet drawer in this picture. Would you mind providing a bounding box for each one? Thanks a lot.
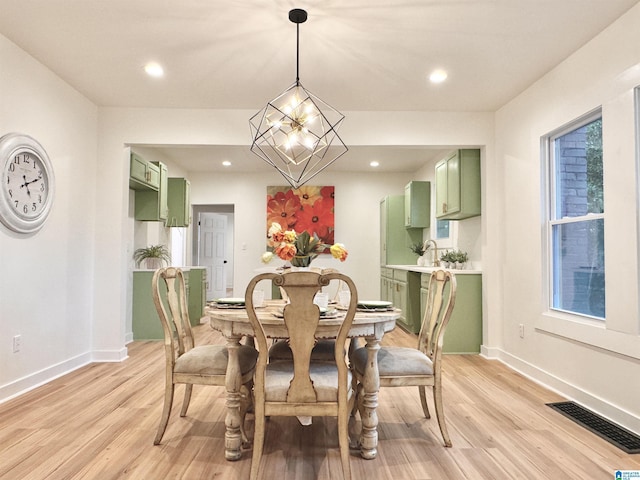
[380,267,393,278]
[393,269,408,281]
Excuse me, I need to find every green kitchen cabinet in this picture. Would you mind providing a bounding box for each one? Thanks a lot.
[166,177,191,227]
[435,149,481,220]
[404,181,431,228]
[132,267,207,340]
[420,272,482,353]
[390,268,422,333]
[129,153,160,191]
[380,195,423,266]
[133,161,168,221]
[380,267,394,303]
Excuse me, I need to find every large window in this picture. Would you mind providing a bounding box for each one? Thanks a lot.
[547,113,604,319]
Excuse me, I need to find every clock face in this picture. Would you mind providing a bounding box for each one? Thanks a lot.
[4,149,50,219]
[0,133,55,234]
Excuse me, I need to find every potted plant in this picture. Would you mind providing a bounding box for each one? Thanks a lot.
[409,243,427,266]
[133,244,171,269]
[452,249,469,269]
[439,250,454,268]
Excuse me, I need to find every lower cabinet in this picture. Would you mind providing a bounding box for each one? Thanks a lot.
[381,268,421,333]
[420,272,482,353]
[132,267,207,340]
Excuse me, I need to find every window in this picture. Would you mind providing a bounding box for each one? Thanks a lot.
[436,219,450,239]
[547,112,604,319]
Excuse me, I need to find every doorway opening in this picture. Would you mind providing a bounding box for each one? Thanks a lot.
[192,205,234,301]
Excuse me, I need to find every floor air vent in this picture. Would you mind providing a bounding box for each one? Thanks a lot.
[547,401,640,454]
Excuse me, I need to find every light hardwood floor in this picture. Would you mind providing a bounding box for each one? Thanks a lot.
[1,323,639,480]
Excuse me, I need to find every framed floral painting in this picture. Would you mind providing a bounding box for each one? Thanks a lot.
[266,185,335,247]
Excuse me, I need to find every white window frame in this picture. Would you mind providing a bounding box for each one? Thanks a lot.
[544,108,604,321]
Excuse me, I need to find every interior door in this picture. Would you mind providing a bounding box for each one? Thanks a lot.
[198,212,227,300]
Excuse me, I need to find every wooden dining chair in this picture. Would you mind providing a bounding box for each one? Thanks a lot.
[245,270,358,480]
[152,267,258,445]
[351,269,457,447]
[269,267,345,363]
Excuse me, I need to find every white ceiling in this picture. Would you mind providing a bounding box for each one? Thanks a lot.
[1,0,637,173]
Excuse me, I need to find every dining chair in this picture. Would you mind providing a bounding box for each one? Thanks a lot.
[245,270,358,480]
[151,267,258,445]
[351,269,457,447]
[269,267,344,362]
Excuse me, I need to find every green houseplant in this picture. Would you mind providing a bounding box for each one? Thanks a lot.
[133,244,171,269]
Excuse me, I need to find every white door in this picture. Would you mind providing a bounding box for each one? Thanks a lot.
[198,213,228,300]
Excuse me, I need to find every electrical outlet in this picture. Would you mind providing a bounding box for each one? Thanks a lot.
[519,324,525,338]
[13,335,21,353]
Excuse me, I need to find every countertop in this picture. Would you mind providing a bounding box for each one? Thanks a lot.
[385,264,482,275]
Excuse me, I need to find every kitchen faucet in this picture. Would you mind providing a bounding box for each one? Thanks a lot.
[422,239,440,266]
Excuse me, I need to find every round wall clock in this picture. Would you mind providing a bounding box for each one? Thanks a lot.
[0,133,55,234]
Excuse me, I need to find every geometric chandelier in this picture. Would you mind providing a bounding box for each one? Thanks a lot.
[249,8,348,189]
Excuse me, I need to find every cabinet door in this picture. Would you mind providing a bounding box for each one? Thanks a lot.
[404,181,431,228]
[445,152,461,214]
[130,153,160,191]
[158,163,168,220]
[167,178,191,227]
[435,149,481,220]
[435,160,448,217]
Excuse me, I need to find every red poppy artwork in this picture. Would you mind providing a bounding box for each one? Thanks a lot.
[266,185,335,249]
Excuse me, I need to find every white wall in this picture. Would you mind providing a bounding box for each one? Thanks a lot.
[0,34,98,399]
[493,3,640,432]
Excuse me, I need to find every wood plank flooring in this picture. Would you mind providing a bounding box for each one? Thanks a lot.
[1,323,639,479]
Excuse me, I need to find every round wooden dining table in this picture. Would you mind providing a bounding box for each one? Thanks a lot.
[205,300,399,461]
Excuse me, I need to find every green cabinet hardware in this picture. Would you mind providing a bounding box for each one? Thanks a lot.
[166,178,191,227]
[380,195,423,266]
[404,181,431,228]
[132,267,207,340]
[435,149,481,220]
[420,272,482,353]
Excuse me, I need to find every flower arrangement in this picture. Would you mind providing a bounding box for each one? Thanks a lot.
[261,222,348,267]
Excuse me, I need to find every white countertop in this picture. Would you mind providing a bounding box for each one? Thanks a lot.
[385,264,482,275]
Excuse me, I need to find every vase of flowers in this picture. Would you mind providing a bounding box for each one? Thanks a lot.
[261,222,348,267]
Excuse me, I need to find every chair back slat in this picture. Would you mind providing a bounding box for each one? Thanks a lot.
[152,267,194,359]
[417,270,457,361]
[245,270,357,405]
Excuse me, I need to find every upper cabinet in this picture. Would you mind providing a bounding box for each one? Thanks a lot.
[129,153,160,190]
[404,180,430,228]
[166,177,191,227]
[435,149,481,220]
[133,160,168,221]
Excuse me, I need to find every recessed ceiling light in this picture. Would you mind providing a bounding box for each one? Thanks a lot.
[429,69,448,84]
[222,160,231,167]
[370,161,380,167]
[144,62,164,78]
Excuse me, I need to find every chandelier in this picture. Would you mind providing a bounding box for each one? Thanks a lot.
[249,8,347,189]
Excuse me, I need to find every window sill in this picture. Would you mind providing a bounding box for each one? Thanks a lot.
[536,312,640,361]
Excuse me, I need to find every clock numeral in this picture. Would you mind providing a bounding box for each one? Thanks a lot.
[38,194,42,203]
[23,204,28,214]
[14,200,18,209]
[9,163,15,172]
[12,155,20,165]
[8,189,12,198]
[40,183,44,192]
[32,203,37,212]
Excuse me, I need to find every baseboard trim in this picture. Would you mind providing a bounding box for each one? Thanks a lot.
[0,347,129,405]
[482,347,640,435]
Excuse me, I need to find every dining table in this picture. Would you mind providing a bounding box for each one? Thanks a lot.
[204,299,400,461]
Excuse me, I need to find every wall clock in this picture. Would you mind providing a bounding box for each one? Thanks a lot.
[0,133,55,234]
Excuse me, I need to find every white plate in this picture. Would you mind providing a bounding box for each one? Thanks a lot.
[215,297,246,305]
[357,300,392,309]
